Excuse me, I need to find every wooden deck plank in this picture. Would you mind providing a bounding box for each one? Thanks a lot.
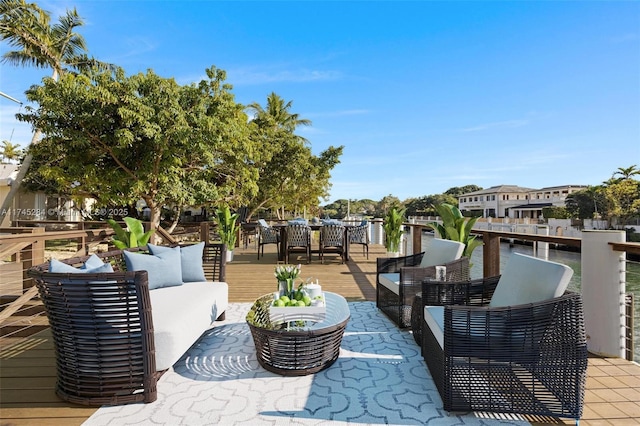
[1,242,639,425]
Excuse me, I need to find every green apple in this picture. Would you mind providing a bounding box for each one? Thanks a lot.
[302,296,312,306]
[296,300,306,307]
[279,296,290,304]
[273,299,285,307]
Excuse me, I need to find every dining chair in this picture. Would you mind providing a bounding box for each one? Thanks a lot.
[348,221,369,259]
[257,219,280,259]
[319,223,345,263]
[285,223,312,264]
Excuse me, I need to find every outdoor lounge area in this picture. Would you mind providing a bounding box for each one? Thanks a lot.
[2,240,640,425]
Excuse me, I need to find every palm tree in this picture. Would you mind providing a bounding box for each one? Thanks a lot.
[0,0,116,223]
[247,92,312,134]
[612,165,640,181]
[0,140,22,163]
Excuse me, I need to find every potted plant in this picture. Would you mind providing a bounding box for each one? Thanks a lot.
[383,207,405,257]
[216,206,239,262]
[426,203,483,258]
[106,217,154,249]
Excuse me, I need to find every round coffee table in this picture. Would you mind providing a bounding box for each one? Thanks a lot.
[246,292,350,376]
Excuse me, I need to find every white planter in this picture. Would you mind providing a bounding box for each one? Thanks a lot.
[386,251,400,258]
[226,250,234,263]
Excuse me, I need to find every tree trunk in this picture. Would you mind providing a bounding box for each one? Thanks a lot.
[148,201,163,245]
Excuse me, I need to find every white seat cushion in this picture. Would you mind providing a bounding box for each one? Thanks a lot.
[150,281,228,370]
[378,273,400,295]
[420,239,465,268]
[424,306,445,349]
[489,253,573,307]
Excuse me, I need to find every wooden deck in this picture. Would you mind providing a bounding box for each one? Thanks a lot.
[1,243,639,425]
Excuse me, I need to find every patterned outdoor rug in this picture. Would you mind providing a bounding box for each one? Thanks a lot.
[83,302,529,426]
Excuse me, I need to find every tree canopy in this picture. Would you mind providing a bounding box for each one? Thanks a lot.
[19,66,258,228]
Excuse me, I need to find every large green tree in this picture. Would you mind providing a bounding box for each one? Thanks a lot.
[0,0,113,223]
[246,93,342,219]
[19,66,257,229]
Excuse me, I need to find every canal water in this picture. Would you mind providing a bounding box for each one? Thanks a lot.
[421,234,640,362]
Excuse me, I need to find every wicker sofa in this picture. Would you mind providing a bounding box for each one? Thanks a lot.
[28,242,228,406]
[421,253,587,422]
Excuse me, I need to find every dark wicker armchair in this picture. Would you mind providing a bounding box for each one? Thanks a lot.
[376,238,467,328]
[28,243,226,406]
[421,253,587,423]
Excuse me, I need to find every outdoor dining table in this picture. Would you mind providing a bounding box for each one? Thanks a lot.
[272,223,354,262]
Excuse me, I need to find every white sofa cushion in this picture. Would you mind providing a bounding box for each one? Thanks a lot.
[423,306,445,349]
[489,253,573,307]
[420,238,465,268]
[378,273,400,295]
[149,281,229,371]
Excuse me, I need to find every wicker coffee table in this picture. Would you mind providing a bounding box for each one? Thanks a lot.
[246,292,350,376]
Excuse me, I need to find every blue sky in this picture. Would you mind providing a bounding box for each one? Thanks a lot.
[1,1,639,203]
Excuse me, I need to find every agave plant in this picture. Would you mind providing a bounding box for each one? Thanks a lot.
[383,207,405,253]
[106,217,155,249]
[426,203,482,258]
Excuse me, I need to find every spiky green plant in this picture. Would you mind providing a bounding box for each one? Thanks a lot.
[106,217,154,249]
[216,206,239,250]
[383,207,405,253]
[426,203,482,258]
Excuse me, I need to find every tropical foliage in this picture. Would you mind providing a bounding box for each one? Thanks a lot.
[0,140,21,163]
[426,203,482,258]
[215,206,239,250]
[0,0,114,223]
[383,207,405,253]
[106,217,154,249]
[18,66,257,230]
[246,93,343,220]
[565,165,640,226]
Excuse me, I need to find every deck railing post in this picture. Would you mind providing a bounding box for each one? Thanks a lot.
[412,224,423,255]
[582,230,626,358]
[21,227,45,289]
[483,232,501,278]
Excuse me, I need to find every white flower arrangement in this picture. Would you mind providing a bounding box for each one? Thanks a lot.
[274,264,302,281]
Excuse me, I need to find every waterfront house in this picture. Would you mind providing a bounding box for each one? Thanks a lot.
[458,184,587,219]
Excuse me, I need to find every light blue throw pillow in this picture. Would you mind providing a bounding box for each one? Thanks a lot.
[82,254,105,270]
[49,258,114,274]
[148,242,207,282]
[123,248,183,290]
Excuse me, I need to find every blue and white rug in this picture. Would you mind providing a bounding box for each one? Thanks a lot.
[83,302,529,426]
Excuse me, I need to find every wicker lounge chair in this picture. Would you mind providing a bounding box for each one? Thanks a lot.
[376,238,467,327]
[421,253,587,423]
[28,244,226,406]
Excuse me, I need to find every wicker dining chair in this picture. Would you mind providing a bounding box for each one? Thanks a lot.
[257,219,280,259]
[421,253,587,423]
[285,223,312,263]
[348,222,369,259]
[319,223,345,263]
